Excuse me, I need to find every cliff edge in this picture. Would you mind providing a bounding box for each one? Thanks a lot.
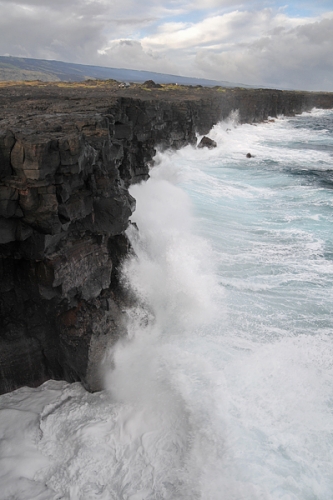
[1,81,332,394]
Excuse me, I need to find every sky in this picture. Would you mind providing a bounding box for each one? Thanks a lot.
[0,0,333,90]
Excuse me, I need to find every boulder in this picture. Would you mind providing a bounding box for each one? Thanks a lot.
[143,80,162,89]
[198,136,217,149]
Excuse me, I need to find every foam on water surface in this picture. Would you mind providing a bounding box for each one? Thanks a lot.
[1,109,333,499]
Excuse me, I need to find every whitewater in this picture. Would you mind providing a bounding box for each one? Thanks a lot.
[1,109,333,500]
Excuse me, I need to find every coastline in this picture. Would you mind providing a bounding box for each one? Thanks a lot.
[1,80,333,394]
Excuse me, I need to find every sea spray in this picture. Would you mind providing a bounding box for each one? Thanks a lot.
[103,166,225,499]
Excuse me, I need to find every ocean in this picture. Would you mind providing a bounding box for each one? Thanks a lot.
[1,109,333,500]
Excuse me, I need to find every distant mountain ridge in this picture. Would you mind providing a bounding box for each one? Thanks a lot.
[0,55,248,88]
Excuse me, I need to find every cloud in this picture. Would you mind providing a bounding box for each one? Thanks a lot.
[0,1,106,61]
[0,0,332,90]
[0,0,181,63]
[97,39,179,74]
[193,15,333,90]
[142,10,276,49]
[140,8,333,90]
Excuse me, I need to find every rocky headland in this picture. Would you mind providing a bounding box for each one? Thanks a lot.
[1,80,333,394]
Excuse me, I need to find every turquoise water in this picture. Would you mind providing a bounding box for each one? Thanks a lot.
[181,111,333,342]
[1,109,332,499]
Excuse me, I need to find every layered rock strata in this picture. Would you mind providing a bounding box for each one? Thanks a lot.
[1,82,333,394]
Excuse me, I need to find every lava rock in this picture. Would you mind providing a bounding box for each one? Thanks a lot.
[198,136,217,149]
[143,80,162,89]
[0,131,15,179]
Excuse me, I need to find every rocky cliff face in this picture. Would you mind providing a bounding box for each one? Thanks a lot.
[1,82,333,394]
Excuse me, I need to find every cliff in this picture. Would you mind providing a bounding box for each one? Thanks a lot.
[1,81,333,394]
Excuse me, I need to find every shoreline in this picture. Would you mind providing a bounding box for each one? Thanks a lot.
[1,80,333,394]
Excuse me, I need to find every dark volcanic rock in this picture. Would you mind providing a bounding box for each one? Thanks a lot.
[0,131,15,179]
[0,81,333,394]
[143,80,162,89]
[198,136,217,149]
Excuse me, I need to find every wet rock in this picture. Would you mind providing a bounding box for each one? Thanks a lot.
[198,136,217,149]
[85,192,134,236]
[49,236,112,300]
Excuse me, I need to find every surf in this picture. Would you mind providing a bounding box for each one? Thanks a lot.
[1,109,333,499]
